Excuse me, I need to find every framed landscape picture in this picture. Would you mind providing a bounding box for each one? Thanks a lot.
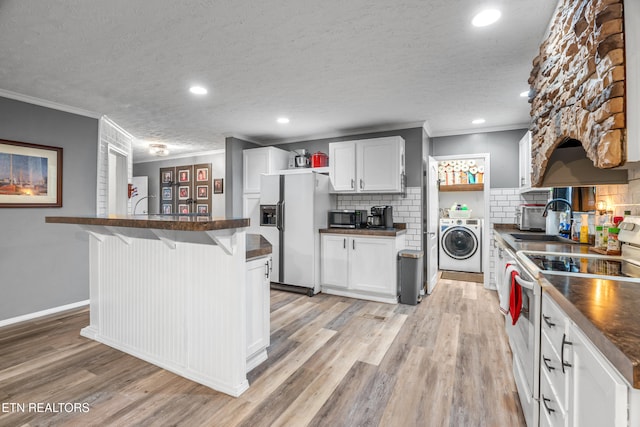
[0,139,63,208]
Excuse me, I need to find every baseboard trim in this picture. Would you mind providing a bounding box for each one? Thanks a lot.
[0,300,90,328]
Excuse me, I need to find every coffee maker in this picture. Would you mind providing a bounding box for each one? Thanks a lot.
[368,206,393,229]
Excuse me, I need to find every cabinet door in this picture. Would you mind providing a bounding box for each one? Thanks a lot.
[358,137,403,192]
[349,237,395,295]
[518,131,531,189]
[243,148,270,193]
[321,234,349,288]
[243,194,261,234]
[567,324,628,427]
[329,142,356,192]
[246,257,270,358]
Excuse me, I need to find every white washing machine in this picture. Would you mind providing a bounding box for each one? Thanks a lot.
[439,218,483,273]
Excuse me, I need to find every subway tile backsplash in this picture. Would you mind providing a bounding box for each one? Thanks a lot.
[336,187,422,250]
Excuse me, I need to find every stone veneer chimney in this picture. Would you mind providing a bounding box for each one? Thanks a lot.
[528,0,626,187]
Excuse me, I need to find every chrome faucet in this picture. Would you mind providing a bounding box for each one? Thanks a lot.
[133,195,156,215]
[542,198,572,219]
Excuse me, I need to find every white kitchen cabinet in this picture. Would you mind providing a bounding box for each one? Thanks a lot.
[320,233,405,303]
[243,147,289,194]
[519,131,550,194]
[245,255,271,372]
[626,0,640,162]
[349,237,396,295]
[329,136,404,194]
[539,293,630,427]
[243,193,261,233]
[320,234,349,288]
[567,324,628,427]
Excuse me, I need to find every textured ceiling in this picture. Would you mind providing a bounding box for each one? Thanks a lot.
[0,0,558,162]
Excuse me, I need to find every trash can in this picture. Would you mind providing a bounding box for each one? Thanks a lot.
[398,250,424,305]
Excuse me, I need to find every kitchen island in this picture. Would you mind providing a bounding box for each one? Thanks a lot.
[45,215,261,397]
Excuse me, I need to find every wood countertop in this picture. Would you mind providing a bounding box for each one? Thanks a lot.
[45,215,249,231]
[494,225,640,388]
[319,224,407,237]
[246,234,272,261]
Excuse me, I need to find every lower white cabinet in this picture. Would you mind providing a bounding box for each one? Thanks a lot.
[320,233,405,303]
[245,255,271,372]
[243,194,261,234]
[540,293,632,427]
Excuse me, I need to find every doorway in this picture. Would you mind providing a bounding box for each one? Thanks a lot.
[108,148,128,215]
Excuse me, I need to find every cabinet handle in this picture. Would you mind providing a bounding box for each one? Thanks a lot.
[360,179,364,190]
[542,395,555,414]
[351,178,355,189]
[353,239,355,250]
[543,315,556,328]
[561,333,573,373]
[343,238,346,249]
[265,261,269,279]
[542,356,555,372]
[269,259,272,273]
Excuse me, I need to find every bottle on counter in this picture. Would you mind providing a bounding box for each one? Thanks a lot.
[595,225,605,248]
[580,214,589,244]
[558,212,571,238]
[571,216,581,242]
[602,214,612,247]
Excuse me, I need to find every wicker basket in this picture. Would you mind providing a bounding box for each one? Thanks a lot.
[449,209,472,219]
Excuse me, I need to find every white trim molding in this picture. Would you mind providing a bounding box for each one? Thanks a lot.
[0,300,89,328]
[0,88,102,119]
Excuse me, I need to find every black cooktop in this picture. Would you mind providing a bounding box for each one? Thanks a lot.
[524,254,640,278]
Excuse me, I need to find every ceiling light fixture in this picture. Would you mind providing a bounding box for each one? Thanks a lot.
[472,9,501,27]
[277,117,290,124]
[520,91,530,97]
[189,86,208,95]
[472,118,486,125]
[149,143,169,156]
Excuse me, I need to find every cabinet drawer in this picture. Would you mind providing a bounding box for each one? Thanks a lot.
[541,329,568,413]
[540,368,567,427]
[541,294,566,354]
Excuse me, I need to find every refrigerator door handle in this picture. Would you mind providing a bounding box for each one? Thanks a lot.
[276,202,283,231]
[279,201,285,232]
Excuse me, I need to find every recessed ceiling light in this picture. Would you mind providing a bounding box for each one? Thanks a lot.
[472,9,501,27]
[189,86,208,95]
[277,117,290,124]
[520,91,530,97]
[472,118,486,125]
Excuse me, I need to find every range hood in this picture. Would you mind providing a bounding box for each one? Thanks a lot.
[539,144,628,188]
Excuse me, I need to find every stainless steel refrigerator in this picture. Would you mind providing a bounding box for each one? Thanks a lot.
[259,171,332,295]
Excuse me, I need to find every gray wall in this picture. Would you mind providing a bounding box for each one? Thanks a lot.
[0,96,98,322]
[133,152,226,217]
[273,127,424,187]
[431,129,526,188]
[225,137,260,217]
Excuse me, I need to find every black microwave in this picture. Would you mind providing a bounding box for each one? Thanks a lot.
[328,210,367,229]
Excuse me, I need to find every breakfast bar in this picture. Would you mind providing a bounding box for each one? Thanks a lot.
[45,215,256,397]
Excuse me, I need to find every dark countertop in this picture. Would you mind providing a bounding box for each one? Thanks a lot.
[320,223,407,237]
[494,225,640,388]
[246,234,272,261]
[46,215,249,231]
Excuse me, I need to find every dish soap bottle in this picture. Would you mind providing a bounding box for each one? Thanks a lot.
[558,212,570,238]
[580,214,589,243]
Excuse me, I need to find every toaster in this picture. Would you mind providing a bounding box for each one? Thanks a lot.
[517,204,546,231]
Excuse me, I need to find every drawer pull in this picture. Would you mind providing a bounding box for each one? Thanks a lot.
[543,315,556,328]
[561,333,573,374]
[543,356,555,372]
[542,395,555,414]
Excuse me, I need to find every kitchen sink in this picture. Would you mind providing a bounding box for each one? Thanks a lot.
[509,233,577,244]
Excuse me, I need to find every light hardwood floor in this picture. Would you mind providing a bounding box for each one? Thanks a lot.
[0,278,525,426]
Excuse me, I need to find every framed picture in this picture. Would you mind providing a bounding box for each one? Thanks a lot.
[178,169,190,183]
[197,204,208,214]
[197,185,208,199]
[178,204,189,214]
[162,187,172,201]
[213,178,223,194]
[196,167,208,182]
[162,204,172,214]
[0,139,63,208]
[162,170,173,183]
[178,186,189,200]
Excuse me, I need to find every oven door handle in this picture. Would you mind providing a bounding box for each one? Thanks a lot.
[514,274,536,291]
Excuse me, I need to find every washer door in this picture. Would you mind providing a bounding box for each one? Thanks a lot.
[441,226,478,260]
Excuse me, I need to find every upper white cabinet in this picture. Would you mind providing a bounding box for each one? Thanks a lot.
[243,147,289,194]
[329,136,405,193]
[626,0,640,162]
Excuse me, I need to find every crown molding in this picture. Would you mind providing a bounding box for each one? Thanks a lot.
[133,149,226,164]
[0,88,102,119]
[430,123,530,138]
